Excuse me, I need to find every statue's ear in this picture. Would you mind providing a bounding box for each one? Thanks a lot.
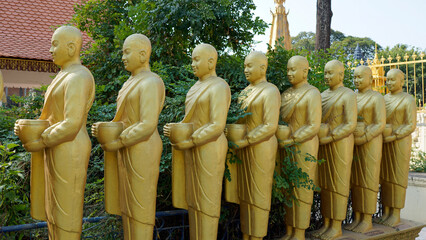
[139,50,147,63]
[303,68,309,78]
[67,42,76,57]
[260,64,267,74]
[208,57,215,70]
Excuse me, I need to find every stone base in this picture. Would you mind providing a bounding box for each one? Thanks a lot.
[306,219,425,240]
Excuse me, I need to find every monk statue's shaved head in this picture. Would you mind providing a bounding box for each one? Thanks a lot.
[387,68,405,82]
[325,60,344,74]
[288,55,309,70]
[355,65,372,76]
[246,51,268,68]
[193,43,218,64]
[53,25,82,52]
[124,33,152,57]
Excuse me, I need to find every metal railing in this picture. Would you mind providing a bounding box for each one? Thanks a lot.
[0,210,188,240]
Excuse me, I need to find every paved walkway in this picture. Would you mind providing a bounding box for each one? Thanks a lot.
[417,227,426,240]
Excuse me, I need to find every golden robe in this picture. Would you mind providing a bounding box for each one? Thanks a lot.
[351,89,385,214]
[280,83,321,229]
[229,81,280,237]
[111,72,165,225]
[39,64,95,233]
[318,86,357,221]
[172,76,231,218]
[380,92,416,209]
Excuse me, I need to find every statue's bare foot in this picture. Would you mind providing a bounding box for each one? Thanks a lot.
[279,234,292,240]
[320,227,342,240]
[382,214,400,227]
[344,220,359,231]
[312,225,328,238]
[352,220,372,233]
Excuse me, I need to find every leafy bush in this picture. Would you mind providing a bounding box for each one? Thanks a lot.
[410,150,426,173]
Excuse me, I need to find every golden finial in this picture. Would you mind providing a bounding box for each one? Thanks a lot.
[412,53,417,60]
[420,52,425,60]
[396,54,401,62]
[404,53,409,61]
[380,56,386,64]
[374,43,379,60]
[387,55,393,63]
[360,59,365,65]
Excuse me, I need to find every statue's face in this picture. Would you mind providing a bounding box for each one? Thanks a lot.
[191,46,212,78]
[354,67,371,91]
[122,39,143,73]
[49,31,70,67]
[287,58,307,86]
[386,71,403,92]
[324,62,343,88]
[244,54,265,84]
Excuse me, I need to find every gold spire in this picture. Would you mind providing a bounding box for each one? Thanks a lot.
[269,0,292,50]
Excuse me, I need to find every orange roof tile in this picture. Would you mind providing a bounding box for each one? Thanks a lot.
[0,0,91,61]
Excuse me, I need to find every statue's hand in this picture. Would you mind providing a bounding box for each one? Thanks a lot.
[384,135,396,143]
[91,123,99,138]
[101,139,124,152]
[23,139,46,152]
[319,136,333,145]
[172,139,194,150]
[163,124,171,138]
[14,121,20,137]
[279,138,295,148]
[354,136,366,145]
[232,138,250,149]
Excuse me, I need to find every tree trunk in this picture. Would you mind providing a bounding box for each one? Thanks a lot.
[315,0,333,50]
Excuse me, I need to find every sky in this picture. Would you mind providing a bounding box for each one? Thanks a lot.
[252,0,426,52]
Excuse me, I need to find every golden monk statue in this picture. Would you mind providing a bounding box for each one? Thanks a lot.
[344,66,386,233]
[225,51,280,240]
[315,60,357,240]
[164,43,231,240]
[278,56,321,240]
[92,34,165,239]
[379,69,416,227]
[14,26,95,240]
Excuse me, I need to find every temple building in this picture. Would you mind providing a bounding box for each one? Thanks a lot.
[269,0,292,50]
[0,0,89,103]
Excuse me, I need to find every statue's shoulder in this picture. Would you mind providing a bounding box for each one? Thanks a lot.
[142,72,164,87]
[210,76,230,90]
[66,65,94,84]
[306,84,321,95]
[371,90,385,99]
[263,81,280,93]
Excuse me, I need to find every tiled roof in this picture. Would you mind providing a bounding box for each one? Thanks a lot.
[0,0,90,61]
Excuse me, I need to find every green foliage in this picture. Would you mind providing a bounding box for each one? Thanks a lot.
[291,29,381,60]
[0,143,31,227]
[118,0,268,64]
[273,145,322,208]
[410,150,426,173]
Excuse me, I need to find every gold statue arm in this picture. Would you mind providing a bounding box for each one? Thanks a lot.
[42,75,92,147]
[331,93,357,141]
[394,96,416,139]
[364,96,386,142]
[246,88,280,144]
[192,83,230,146]
[292,89,321,143]
[120,78,163,147]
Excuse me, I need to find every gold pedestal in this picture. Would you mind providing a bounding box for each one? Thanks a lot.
[307,219,425,240]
